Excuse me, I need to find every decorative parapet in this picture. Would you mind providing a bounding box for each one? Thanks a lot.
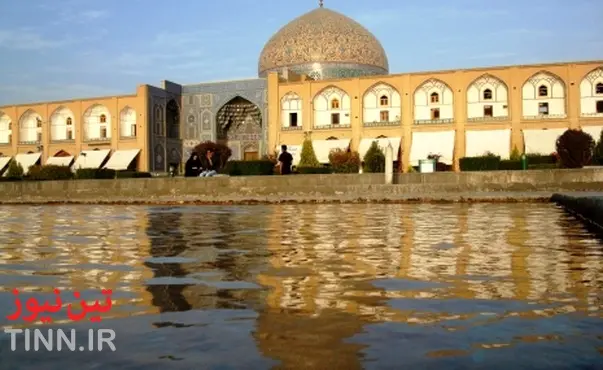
[467,116,509,123]
[281,126,303,131]
[522,114,567,120]
[313,124,352,130]
[363,120,401,127]
[413,118,454,125]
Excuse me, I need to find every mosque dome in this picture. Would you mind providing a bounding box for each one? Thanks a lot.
[258,4,389,80]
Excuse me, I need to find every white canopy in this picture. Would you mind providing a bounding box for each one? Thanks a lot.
[275,144,301,166]
[410,130,456,166]
[46,156,74,167]
[358,137,402,160]
[311,139,351,163]
[465,129,511,159]
[103,149,141,170]
[522,128,567,155]
[73,149,111,169]
[15,153,41,175]
[581,125,603,141]
[0,156,11,174]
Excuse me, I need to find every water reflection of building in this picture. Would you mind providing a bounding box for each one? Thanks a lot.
[255,203,603,366]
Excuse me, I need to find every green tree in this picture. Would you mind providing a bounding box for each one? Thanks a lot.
[363,141,385,173]
[510,146,521,161]
[6,160,24,179]
[594,129,603,165]
[298,138,320,167]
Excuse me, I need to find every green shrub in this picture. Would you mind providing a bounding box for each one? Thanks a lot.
[6,160,24,179]
[459,154,501,171]
[556,129,595,168]
[298,138,320,167]
[328,149,360,173]
[363,141,385,173]
[593,129,603,165]
[27,165,73,181]
[75,168,116,179]
[526,153,557,165]
[529,163,559,170]
[499,160,522,170]
[296,166,331,174]
[222,160,275,176]
[115,171,152,179]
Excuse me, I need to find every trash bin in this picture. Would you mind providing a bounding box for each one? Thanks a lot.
[419,159,436,173]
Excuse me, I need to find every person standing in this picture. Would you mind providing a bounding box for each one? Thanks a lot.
[277,145,293,175]
[185,154,202,177]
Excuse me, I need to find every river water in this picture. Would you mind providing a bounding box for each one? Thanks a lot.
[0,203,601,369]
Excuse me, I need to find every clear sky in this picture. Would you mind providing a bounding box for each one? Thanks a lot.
[0,0,601,106]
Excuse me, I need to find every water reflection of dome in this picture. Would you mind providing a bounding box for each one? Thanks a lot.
[258,5,389,80]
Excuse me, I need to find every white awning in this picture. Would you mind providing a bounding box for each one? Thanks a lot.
[410,130,456,166]
[73,149,111,169]
[46,156,74,167]
[358,137,402,160]
[103,149,141,170]
[465,129,511,159]
[276,144,301,166]
[0,156,11,174]
[581,125,603,141]
[522,128,567,155]
[15,153,41,175]
[312,139,351,163]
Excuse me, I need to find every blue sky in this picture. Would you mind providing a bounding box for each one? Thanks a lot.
[0,0,601,106]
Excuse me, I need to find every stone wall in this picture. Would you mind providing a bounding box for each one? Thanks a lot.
[0,169,602,204]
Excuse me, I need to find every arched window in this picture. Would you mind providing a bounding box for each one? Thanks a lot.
[36,118,42,128]
[538,85,548,97]
[66,117,72,125]
[483,89,492,100]
[100,114,107,123]
[380,95,389,106]
[430,92,439,103]
[596,83,603,95]
[331,98,340,109]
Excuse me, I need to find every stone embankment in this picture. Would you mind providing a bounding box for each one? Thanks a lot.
[0,168,601,205]
[551,193,603,230]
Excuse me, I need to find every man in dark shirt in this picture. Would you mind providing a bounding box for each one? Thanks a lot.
[277,145,293,175]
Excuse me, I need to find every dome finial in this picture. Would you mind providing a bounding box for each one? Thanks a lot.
[319,0,323,7]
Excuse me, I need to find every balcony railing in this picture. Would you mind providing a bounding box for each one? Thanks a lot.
[18,140,41,145]
[51,138,75,143]
[120,135,137,140]
[522,114,567,120]
[413,118,454,125]
[580,112,603,118]
[363,120,401,127]
[313,123,352,130]
[85,137,111,143]
[467,115,509,123]
[281,126,303,131]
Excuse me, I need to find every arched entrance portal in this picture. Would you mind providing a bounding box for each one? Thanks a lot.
[216,96,262,161]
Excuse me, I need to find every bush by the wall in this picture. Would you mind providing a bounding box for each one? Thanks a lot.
[75,168,116,179]
[593,129,603,165]
[329,149,360,173]
[525,154,557,165]
[459,154,501,171]
[296,166,331,174]
[115,171,153,179]
[556,129,595,168]
[298,138,320,167]
[222,160,275,176]
[6,160,24,180]
[499,160,522,170]
[27,165,73,181]
[363,141,385,173]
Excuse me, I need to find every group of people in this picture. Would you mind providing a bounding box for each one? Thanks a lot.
[183,145,295,177]
[185,149,219,177]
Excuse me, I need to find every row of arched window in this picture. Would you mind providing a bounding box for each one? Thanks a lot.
[0,104,137,145]
[280,69,603,128]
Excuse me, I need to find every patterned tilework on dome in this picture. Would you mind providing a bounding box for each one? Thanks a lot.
[258,7,389,79]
